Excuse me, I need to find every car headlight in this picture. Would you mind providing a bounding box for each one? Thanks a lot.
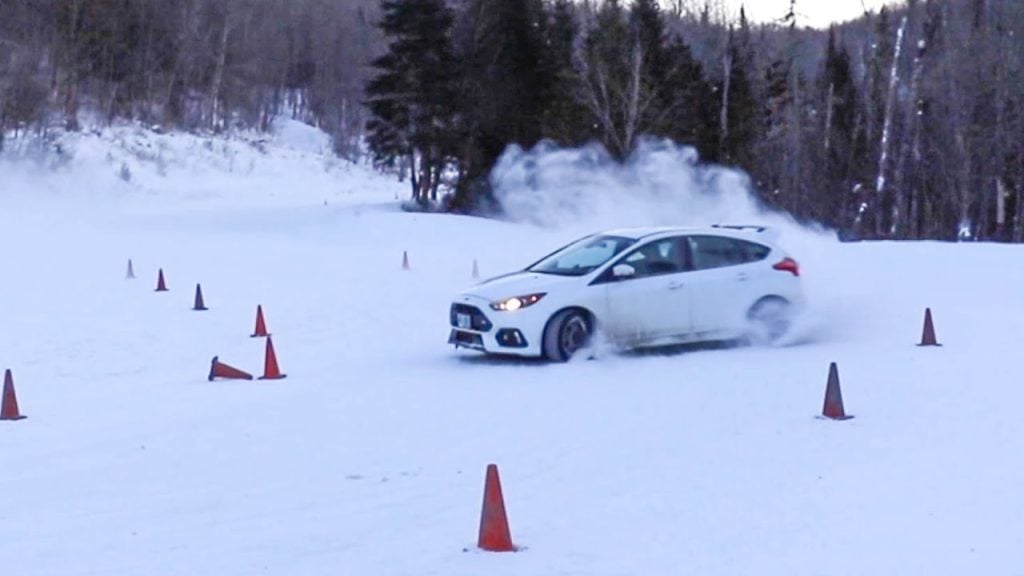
[490,293,546,311]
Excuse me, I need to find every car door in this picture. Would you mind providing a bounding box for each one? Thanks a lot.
[685,235,771,335]
[597,237,691,343]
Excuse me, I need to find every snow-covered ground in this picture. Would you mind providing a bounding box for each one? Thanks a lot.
[2,122,1023,575]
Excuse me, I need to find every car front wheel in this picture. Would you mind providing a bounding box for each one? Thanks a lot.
[543,309,592,362]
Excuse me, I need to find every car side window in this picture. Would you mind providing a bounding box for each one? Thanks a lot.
[619,238,684,278]
[687,236,770,270]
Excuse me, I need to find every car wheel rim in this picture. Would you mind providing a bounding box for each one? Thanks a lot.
[751,302,790,342]
[560,316,589,356]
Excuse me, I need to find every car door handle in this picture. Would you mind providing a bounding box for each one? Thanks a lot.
[667,281,685,290]
[736,273,749,282]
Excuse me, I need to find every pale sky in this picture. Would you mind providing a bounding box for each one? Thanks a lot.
[721,0,904,29]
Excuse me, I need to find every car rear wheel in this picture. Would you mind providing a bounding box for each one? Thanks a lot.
[543,309,592,362]
[746,297,792,345]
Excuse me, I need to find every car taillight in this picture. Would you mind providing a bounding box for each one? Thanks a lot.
[773,257,800,276]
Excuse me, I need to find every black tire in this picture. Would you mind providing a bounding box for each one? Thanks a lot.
[543,309,592,362]
[746,297,792,345]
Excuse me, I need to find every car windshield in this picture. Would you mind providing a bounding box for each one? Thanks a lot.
[527,235,636,276]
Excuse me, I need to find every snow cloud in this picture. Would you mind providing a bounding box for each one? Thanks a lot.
[491,137,830,245]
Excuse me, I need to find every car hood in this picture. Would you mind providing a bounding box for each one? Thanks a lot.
[458,271,581,302]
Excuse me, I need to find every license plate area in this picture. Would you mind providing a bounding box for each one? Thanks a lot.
[456,313,471,329]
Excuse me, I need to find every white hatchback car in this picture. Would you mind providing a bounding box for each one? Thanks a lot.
[448,225,805,361]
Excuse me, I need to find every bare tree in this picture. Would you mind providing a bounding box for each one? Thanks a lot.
[579,37,656,159]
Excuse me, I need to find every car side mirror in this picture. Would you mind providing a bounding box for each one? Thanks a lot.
[612,264,636,279]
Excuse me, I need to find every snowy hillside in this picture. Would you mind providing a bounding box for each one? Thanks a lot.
[1,119,397,208]
[2,122,1024,575]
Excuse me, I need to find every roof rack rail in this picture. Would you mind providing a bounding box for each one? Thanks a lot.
[711,224,769,233]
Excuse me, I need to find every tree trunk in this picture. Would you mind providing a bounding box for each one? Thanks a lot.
[61,0,83,131]
[875,15,908,238]
[106,84,120,125]
[893,24,926,238]
[1015,179,1024,242]
[580,59,622,157]
[408,153,421,202]
[209,15,232,131]
[994,178,1007,240]
[955,130,972,240]
[823,82,834,153]
[719,51,731,158]
[622,41,643,156]
[787,60,803,209]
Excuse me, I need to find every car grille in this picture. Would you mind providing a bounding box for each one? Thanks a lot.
[450,303,492,332]
[448,329,485,350]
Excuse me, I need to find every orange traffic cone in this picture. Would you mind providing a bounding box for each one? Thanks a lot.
[208,357,253,381]
[402,250,410,270]
[126,259,135,279]
[472,259,480,280]
[820,362,853,420]
[155,268,168,292]
[478,464,516,552]
[259,336,287,380]
[251,305,269,337]
[1,369,26,421]
[193,284,208,311]
[918,308,941,346]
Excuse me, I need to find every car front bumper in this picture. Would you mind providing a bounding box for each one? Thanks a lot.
[448,296,545,357]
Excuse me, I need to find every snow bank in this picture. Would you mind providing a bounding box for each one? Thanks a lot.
[0,119,398,209]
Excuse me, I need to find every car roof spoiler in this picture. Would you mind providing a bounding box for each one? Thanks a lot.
[711,224,781,242]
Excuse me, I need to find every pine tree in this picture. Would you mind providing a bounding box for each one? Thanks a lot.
[717,29,758,170]
[540,0,590,146]
[762,50,790,144]
[820,28,862,229]
[757,20,811,215]
[365,0,459,205]
[630,0,671,126]
[661,37,714,155]
[453,0,548,210]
